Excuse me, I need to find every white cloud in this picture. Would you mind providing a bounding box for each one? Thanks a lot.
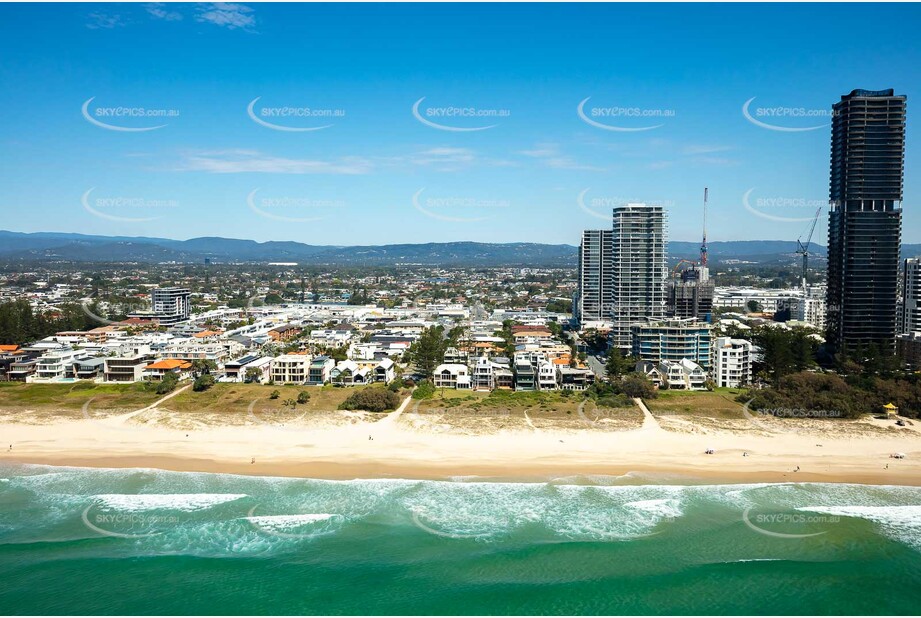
[86,12,126,29]
[145,3,183,21]
[518,143,605,171]
[682,144,733,155]
[177,150,372,175]
[410,147,477,169]
[196,3,256,30]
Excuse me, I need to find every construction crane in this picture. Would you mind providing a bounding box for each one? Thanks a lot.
[700,187,709,267]
[796,206,822,289]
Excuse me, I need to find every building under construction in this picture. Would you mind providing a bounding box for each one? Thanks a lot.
[666,188,714,322]
[667,264,715,321]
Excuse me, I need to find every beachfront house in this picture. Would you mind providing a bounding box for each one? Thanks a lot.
[373,358,395,383]
[308,356,335,385]
[433,363,471,389]
[271,354,312,384]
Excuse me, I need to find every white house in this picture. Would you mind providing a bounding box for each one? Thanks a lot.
[271,354,311,384]
[658,359,707,390]
[433,363,471,389]
[32,349,86,381]
[536,359,558,390]
[330,359,372,385]
[374,358,395,383]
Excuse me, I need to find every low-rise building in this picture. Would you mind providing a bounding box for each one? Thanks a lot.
[143,359,193,381]
[33,349,85,381]
[557,366,595,390]
[271,354,311,384]
[374,358,395,383]
[308,356,335,385]
[330,359,372,385]
[433,363,471,389]
[658,359,707,390]
[104,345,155,382]
[72,357,106,380]
[224,355,273,383]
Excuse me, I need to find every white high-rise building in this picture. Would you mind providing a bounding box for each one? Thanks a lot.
[794,285,827,330]
[577,229,613,326]
[901,258,921,334]
[712,336,753,388]
[609,203,668,349]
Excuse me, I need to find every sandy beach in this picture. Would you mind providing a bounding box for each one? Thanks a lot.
[4,394,921,485]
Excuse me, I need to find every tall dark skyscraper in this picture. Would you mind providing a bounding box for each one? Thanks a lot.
[826,89,906,354]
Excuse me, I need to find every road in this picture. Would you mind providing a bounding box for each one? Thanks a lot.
[586,353,607,379]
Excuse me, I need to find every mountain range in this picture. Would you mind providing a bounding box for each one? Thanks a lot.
[1,230,919,267]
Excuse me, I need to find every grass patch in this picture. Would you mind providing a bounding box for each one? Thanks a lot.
[0,381,400,418]
[645,389,745,419]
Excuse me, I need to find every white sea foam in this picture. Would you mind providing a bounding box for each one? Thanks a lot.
[797,505,921,550]
[92,493,247,512]
[245,514,339,530]
[625,498,683,520]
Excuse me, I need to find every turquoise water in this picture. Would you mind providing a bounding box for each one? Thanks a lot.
[2,464,921,615]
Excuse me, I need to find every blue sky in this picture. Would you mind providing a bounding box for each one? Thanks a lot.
[1,2,919,246]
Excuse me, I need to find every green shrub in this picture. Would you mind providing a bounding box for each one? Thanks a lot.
[412,379,436,400]
[192,374,215,392]
[339,387,401,412]
[296,390,311,404]
[156,373,179,395]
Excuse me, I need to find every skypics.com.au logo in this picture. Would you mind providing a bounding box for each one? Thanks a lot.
[412,97,510,132]
[742,97,837,132]
[81,97,179,132]
[577,97,675,132]
[247,97,345,132]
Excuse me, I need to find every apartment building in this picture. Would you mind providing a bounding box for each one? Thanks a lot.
[712,336,753,388]
[610,203,668,349]
[577,229,613,326]
[631,318,713,370]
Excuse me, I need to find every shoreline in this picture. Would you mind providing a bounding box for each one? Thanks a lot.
[6,455,921,487]
[6,444,921,487]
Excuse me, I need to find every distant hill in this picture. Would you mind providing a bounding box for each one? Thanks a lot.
[1,231,919,267]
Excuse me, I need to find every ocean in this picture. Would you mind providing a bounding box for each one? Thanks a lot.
[1,463,920,615]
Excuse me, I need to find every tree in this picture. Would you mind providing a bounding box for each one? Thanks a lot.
[297,390,311,404]
[191,359,217,378]
[621,374,657,399]
[192,374,215,392]
[746,300,763,313]
[405,326,447,378]
[156,372,179,395]
[244,367,263,383]
[605,347,632,380]
[546,299,573,314]
[412,379,436,400]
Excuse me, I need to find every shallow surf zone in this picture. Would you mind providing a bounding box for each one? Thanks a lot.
[1,463,921,558]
